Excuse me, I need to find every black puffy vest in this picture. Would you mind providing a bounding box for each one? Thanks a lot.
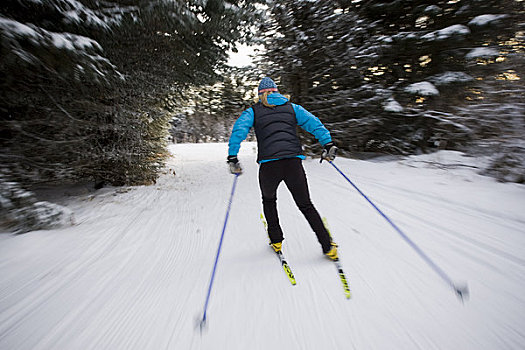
[252,102,303,162]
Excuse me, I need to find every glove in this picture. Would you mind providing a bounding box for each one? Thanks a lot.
[227,155,243,175]
[321,142,338,163]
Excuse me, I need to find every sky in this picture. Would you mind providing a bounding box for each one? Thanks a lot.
[226,44,261,67]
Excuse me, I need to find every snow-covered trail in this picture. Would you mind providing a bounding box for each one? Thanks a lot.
[1,143,524,350]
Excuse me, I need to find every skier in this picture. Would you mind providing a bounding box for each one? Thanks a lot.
[227,77,339,260]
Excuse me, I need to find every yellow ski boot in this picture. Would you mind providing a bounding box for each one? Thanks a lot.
[270,242,282,254]
[325,242,338,261]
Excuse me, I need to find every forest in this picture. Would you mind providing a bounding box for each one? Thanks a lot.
[1,0,524,232]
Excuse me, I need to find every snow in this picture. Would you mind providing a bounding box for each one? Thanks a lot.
[468,14,508,27]
[424,5,441,14]
[424,112,472,134]
[383,97,403,112]
[378,35,393,43]
[0,16,102,52]
[1,143,525,349]
[0,17,41,43]
[1,177,74,233]
[0,14,115,78]
[429,71,474,86]
[391,32,418,41]
[50,32,102,51]
[226,44,262,68]
[60,0,112,29]
[404,81,439,96]
[466,47,500,59]
[422,24,470,41]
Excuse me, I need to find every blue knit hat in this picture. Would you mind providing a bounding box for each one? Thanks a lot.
[258,77,278,95]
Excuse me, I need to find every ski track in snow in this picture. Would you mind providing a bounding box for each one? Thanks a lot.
[1,142,525,350]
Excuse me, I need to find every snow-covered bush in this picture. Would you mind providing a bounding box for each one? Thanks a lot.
[383,98,403,113]
[424,5,441,15]
[404,82,439,96]
[428,72,474,86]
[468,14,508,27]
[466,47,500,59]
[0,175,73,233]
[421,24,470,41]
[482,152,525,184]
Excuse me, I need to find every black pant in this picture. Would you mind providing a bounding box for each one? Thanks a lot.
[259,158,332,253]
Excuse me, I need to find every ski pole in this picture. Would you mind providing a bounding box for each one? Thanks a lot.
[200,173,240,330]
[327,160,468,301]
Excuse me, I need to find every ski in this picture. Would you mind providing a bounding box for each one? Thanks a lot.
[275,251,297,286]
[333,258,351,299]
[323,217,351,299]
[260,214,297,286]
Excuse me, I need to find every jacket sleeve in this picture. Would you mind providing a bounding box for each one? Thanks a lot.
[292,104,332,146]
[228,108,254,156]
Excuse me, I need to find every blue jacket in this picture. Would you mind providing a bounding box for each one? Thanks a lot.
[228,93,332,162]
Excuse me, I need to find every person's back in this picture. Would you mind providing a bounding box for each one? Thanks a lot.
[252,98,302,163]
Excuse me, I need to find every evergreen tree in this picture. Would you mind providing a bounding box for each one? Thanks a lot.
[1,0,263,186]
[259,0,524,163]
[1,0,264,231]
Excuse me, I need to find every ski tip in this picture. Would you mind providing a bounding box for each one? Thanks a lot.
[453,282,469,303]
